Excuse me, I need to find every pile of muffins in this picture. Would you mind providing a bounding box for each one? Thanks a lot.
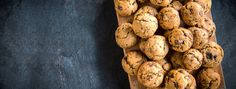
[114,0,224,89]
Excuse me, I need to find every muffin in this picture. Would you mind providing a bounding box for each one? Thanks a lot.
[134,6,158,18]
[189,27,209,49]
[164,69,196,89]
[150,0,172,6]
[197,16,216,38]
[197,68,221,89]
[157,7,180,30]
[180,2,204,26]
[139,35,169,61]
[121,51,147,75]
[115,0,138,16]
[183,49,203,70]
[167,28,193,52]
[115,23,138,48]
[137,61,165,88]
[201,41,224,67]
[133,13,158,38]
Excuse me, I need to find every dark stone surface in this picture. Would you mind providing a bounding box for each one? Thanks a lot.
[0,0,235,89]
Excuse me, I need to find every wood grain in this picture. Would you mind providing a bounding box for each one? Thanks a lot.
[114,1,225,89]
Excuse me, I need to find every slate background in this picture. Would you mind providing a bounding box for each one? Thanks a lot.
[0,0,235,89]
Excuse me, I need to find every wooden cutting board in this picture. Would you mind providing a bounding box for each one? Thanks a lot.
[114,1,226,89]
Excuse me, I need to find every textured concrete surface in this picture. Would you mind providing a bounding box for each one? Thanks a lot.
[0,0,235,89]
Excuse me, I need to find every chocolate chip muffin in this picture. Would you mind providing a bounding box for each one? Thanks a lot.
[169,1,183,11]
[133,13,158,38]
[180,2,204,26]
[168,28,193,52]
[122,51,147,75]
[190,0,212,13]
[183,49,203,70]
[156,59,172,74]
[115,23,138,48]
[189,27,209,49]
[150,0,172,6]
[201,41,224,67]
[197,68,221,89]
[139,35,169,61]
[135,6,158,18]
[197,16,216,38]
[157,7,180,30]
[164,69,196,89]
[115,0,138,16]
[170,52,184,68]
[137,61,165,88]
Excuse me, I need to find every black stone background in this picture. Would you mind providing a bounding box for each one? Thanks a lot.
[0,0,235,89]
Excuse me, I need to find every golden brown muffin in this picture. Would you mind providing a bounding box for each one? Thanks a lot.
[115,23,138,48]
[197,16,216,38]
[197,68,221,89]
[183,49,203,70]
[164,69,196,89]
[134,6,158,18]
[168,28,193,52]
[150,0,172,6]
[132,13,158,38]
[137,61,165,88]
[169,1,183,11]
[157,7,180,30]
[200,41,224,67]
[189,0,212,13]
[139,35,169,61]
[121,51,147,75]
[156,59,172,74]
[189,27,209,49]
[115,0,138,16]
[170,52,184,68]
[180,2,204,26]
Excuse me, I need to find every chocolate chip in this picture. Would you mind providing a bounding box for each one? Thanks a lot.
[168,74,174,78]
[213,55,217,59]
[206,52,213,60]
[199,42,202,44]
[178,70,184,73]
[175,40,184,45]
[118,5,123,10]
[146,74,153,81]
[132,1,135,5]
[183,32,187,37]
[189,8,193,14]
